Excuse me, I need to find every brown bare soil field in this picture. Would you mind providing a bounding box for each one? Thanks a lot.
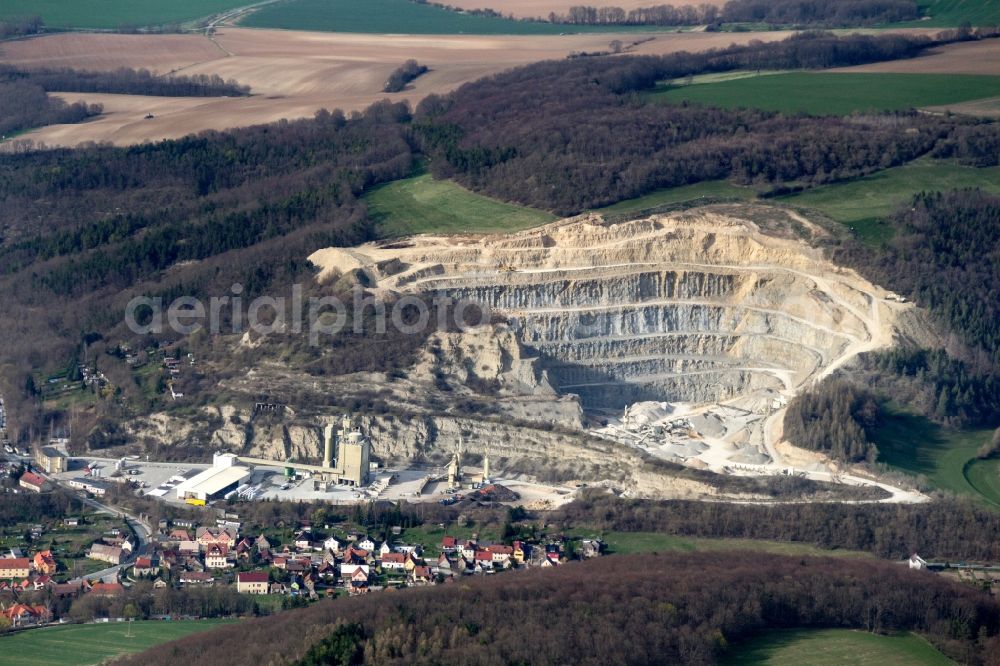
[441,0,724,19]
[834,39,1000,75]
[0,32,225,73]
[925,96,1000,117]
[4,27,799,147]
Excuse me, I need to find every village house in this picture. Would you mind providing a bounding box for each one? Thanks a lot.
[205,544,232,569]
[358,537,377,552]
[474,550,494,572]
[32,575,54,591]
[348,567,370,595]
[236,571,269,594]
[133,556,160,576]
[441,536,458,554]
[1,604,50,627]
[486,544,513,566]
[179,571,214,586]
[323,536,342,553]
[410,566,433,584]
[380,552,406,571]
[168,529,191,542]
[196,526,238,551]
[87,582,125,596]
[33,550,57,575]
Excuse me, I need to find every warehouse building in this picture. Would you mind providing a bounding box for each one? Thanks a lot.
[174,453,251,503]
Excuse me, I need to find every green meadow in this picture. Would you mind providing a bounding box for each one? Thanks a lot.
[649,72,1000,116]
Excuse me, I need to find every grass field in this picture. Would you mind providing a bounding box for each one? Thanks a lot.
[893,0,1000,27]
[594,179,757,215]
[241,0,676,34]
[649,72,1000,116]
[872,407,1000,507]
[573,532,870,558]
[0,0,245,30]
[366,173,555,237]
[774,159,1000,244]
[723,629,954,665]
[0,620,236,666]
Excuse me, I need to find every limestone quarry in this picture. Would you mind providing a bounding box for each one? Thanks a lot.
[304,204,925,502]
[125,204,926,503]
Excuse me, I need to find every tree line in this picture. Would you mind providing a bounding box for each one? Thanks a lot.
[0,80,101,137]
[0,65,251,97]
[119,551,1000,665]
[426,0,919,27]
[0,15,43,37]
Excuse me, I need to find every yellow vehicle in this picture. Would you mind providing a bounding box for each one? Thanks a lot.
[185,497,206,506]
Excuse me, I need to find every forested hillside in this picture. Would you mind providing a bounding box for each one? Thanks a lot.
[1,30,998,446]
[415,31,986,213]
[121,551,999,665]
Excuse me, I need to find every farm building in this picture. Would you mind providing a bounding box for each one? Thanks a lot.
[18,471,48,493]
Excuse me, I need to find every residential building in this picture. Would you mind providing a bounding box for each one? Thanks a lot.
[205,545,231,569]
[236,571,269,594]
[33,550,57,575]
[0,558,30,579]
[381,553,406,571]
[1,604,49,627]
[133,556,159,576]
[196,526,238,551]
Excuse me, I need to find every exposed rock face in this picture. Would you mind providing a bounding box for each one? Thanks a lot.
[310,209,902,411]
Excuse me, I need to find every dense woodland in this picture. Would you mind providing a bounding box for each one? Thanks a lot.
[122,552,999,665]
[556,494,1000,562]
[0,80,101,137]
[834,190,1000,426]
[415,32,953,213]
[783,379,880,462]
[0,66,250,97]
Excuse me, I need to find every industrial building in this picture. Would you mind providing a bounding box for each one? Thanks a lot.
[235,415,372,488]
[68,477,109,497]
[34,446,67,474]
[174,453,251,504]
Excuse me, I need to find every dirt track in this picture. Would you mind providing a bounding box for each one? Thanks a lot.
[2,27,794,147]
